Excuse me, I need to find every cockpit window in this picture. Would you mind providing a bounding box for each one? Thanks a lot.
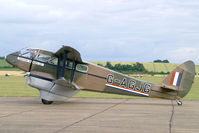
[19,48,39,59]
[18,48,58,65]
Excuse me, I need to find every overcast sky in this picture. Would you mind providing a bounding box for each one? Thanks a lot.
[0,0,199,64]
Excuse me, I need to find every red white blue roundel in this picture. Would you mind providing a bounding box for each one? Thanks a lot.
[170,72,182,87]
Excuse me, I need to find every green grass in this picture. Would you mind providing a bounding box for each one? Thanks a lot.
[0,58,9,67]
[184,78,199,100]
[0,59,19,71]
[1,59,199,73]
[90,61,199,74]
[0,68,20,71]
[0,76,198,100]
[74,91,143,99]
[134,76,199,100]
[0,76,143,99]
[143,63,155,72]
[0,76,39,97]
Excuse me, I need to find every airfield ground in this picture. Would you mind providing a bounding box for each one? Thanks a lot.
[0,97,198,133]
[0,75,199,100]
[0,73,198,133]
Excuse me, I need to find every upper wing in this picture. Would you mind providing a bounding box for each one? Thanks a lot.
[54,46,84,63]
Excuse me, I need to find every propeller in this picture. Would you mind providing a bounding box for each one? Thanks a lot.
[24,49,34,90]
[24,72,30,90]
[23,48,39,90]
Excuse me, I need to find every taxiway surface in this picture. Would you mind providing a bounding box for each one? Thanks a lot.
[0,97,198,133]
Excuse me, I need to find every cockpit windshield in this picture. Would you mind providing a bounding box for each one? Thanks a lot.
[18,48,58,65]
[18,48,39,59]
[17,48,87,71]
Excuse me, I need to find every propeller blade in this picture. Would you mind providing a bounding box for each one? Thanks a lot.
[24,72,30,77]
[24,77,29,90]
[24,72,30,90]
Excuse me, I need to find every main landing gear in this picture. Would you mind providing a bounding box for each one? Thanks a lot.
[176,100,182,106]
[41,99,53,105]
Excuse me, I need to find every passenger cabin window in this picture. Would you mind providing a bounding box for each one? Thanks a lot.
[37,54,51,62]
[48,57,58,65]
[36,54,58,65]
[76,64,88,73]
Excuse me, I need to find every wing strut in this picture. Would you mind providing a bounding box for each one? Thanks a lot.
[56,57,61,79]
[61,51,67,78]
[56,50,68,79]
[70,60,76,82]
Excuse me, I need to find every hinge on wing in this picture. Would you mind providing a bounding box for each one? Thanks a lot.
[160,83,178,91]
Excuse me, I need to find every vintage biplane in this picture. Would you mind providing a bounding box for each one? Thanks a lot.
[5,46,195,105]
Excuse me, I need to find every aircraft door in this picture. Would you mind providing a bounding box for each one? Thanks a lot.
[56,51,77,83]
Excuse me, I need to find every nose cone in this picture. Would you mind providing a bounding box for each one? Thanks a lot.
[5,52,19,67]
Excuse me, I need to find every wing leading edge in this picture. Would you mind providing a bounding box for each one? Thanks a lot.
[54,46,84,64]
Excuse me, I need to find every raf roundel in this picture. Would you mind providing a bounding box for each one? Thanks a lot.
[170,72,182,87]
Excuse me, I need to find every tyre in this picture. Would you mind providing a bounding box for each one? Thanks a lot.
[41,99,53,105]
[176,100,182,106]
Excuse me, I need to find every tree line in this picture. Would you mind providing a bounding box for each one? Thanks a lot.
[98,62,169,75]
[153,59,169,63]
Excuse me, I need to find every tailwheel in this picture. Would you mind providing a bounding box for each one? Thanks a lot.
[41,99,53,105]
[176,100,182,106]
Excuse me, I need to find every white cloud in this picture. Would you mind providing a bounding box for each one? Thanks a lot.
[165,47,199,63]
[0,0,199,64]
[0,0,65,24]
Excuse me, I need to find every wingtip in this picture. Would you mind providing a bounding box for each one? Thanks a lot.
[180,60,195,75]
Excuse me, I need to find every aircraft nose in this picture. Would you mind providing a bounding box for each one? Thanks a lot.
[5,52,18,66]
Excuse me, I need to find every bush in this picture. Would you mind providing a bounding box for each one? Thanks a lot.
[153,59,169,63]
[104,62,147,74]
[103,62,169,75]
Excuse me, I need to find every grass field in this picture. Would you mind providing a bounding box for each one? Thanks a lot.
[0,58,9,67]
[1,58,198,100]
[1,59,199,73]
[91,61,199,74]
[0,59,19,71]
[0,76,198,100]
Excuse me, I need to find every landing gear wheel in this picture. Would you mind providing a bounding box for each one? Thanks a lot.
[41,99,53,105]
[176,100,182,106]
